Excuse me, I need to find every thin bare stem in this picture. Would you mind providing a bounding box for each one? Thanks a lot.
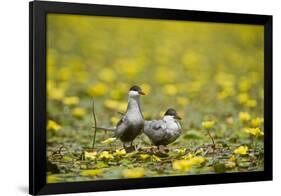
[207,129,215,148]
[92,100,97,149]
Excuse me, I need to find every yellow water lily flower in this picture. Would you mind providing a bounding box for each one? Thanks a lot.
[47,120,61,133]
[251,117,264,127]
[110,117,120,125]
[84,151,97,160]
[98,151,114,160]
[182,153,194,160]
[202,120,215,129]
[151,155,161,162]
[245,99,257,108]
[239,80,251,92]
[172,160,192,172]
[176,97,189,106]
[234,146,248,155]
[80,169,102,177]
[163,84,178,96]
[48,87,65,101]
[244,127,264,137]
[237,93,250,104]
[101,137,116,144]
[139,154,150,160]
[104,99,119,110]
[98,68,116,83]
[63,96,80,106]
[172,156,205,172]
[47,175,60,183]
[114,149,126,156]
[188,156,206,165]
[229,155,236,162]
[239,112,251,122]
[87,83,108,97]
[122,167,145,178]
[72,107,86,119]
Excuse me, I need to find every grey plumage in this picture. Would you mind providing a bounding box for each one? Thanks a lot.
[115,93,144,143]
[95,85,145,148]
[144,108,182,146]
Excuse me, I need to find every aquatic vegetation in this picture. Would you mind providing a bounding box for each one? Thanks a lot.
[46,14,264,182]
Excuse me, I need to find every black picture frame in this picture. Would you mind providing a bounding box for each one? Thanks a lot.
[29,1,273,195]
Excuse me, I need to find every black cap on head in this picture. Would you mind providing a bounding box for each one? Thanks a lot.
[130,85,142,92]
[129,85,145,95]
[164,108,181,120]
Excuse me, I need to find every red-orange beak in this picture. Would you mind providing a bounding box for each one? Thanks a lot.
[175,115,182,120]
[139,91,146,95]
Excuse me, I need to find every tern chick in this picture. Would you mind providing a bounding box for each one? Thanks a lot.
[96,85,145,151]
[144,108,182,147]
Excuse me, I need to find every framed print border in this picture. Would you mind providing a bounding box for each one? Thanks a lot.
[29,1,272,195]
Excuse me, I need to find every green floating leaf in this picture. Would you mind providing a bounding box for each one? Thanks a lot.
[183,130,204,140]
[213,163,226,173]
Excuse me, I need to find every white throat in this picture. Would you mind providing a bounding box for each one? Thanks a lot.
[127,91,142,113]
[163,115,175,122]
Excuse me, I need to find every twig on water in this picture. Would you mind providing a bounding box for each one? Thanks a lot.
[92,99,97,149]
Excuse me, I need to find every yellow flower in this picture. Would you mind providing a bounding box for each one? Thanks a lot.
[239,80,251,92]
[114,149,126,156]
[245,99,257,108]
[47,175,60,183]
[47,120,61,133]
[244,127,264,137]
[72,107,86,119]
[110,117,120,125]
[104,99,119,110]
[151,155,161,162]
[155,68,175,84]
[239,112,251,122]
[87,83,108,97]
[176,97,189,106]
[84,151,97,160]
[110,89,124,100]
[234,146,248,155]
[172,160,192,172]
[98,68,116,83]
[163,84,178,96]
[122,168,145,178]
[99,151,114,160]
[251,117,264,127]
[188,156,206,165]
[237,93,250,104]
[139,154,150,160]
[101,137,116,144]
[172,156,205,172]
[229,155,236,162]
[182,153,194,160]
[80,169,102,177]
[202,120,215,129]
[63,96,80,106]
[104,100,127,112]
[48,87,65,101]
[217,87,235,99]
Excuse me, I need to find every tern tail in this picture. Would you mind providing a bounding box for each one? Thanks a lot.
[93,126,116,132]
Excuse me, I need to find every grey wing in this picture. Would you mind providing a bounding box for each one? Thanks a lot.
[115,115,129,138]
[144,120,167,141]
